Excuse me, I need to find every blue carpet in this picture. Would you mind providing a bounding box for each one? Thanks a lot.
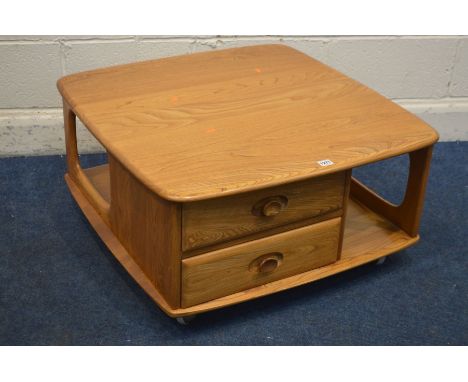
[0,142,467,345]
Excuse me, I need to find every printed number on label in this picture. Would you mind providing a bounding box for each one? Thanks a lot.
[317,159,334,167]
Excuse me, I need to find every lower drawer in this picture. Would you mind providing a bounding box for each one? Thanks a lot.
[181,217,341,307]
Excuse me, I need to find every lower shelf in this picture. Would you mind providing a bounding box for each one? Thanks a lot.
[68,167,418,317]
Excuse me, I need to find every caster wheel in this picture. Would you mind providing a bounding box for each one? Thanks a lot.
[375,256,387,265]
[176,315,197,325]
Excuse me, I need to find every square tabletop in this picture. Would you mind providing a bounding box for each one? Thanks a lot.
[57,44,438,201]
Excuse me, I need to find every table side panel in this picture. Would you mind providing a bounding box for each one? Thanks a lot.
[108,154,181,308]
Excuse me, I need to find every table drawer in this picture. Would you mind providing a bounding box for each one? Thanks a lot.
[181,217,341,307]
[182,172,345,251]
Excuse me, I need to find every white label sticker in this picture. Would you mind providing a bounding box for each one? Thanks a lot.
[317,159,334,167]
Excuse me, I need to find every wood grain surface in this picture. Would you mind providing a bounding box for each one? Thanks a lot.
[108,155,181,308]
[65,172,418,316]
[337,170,352,259]
[182,172,345,251]
[83,164,111,203]
[181,218,341,307]
[57,44,438,201]
[63,101,110,223]
[350,146,434,237]
[181,198,418,314]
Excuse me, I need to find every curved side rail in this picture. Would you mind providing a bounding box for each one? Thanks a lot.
[63,100,111,225]
[350,146,434,237]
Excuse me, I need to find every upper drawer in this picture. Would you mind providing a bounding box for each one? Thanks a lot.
[182,172,345,251]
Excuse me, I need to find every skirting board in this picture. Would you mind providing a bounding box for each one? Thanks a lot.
[1,98,467,157]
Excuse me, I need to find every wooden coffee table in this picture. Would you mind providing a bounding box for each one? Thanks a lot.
[57,44,438,323]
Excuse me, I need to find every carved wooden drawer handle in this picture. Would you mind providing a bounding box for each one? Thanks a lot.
[259,257,279,273]
[252,195,288,217]
[249,252,283,274]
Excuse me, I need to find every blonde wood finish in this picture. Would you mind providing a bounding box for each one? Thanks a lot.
[181,218,341,307]
[337,170,352,259]
[82,164,111,203]
[63,101,110,224]
[65,173,179,315]
[108,155,181,308]
[341,199,417,259]
[59,45,437,318]
[74,162,343,258]
[182,172,345,251]
[350,146,434,237]
[57,44,438,202]
[64,175,417,317]
[183,208,343,258]
[181,198,418,315]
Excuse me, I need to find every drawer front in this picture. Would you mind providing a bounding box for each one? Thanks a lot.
[181,217,341,307]
[182,172,345,251]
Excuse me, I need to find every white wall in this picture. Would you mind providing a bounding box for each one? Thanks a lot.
[1,35,467,156]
